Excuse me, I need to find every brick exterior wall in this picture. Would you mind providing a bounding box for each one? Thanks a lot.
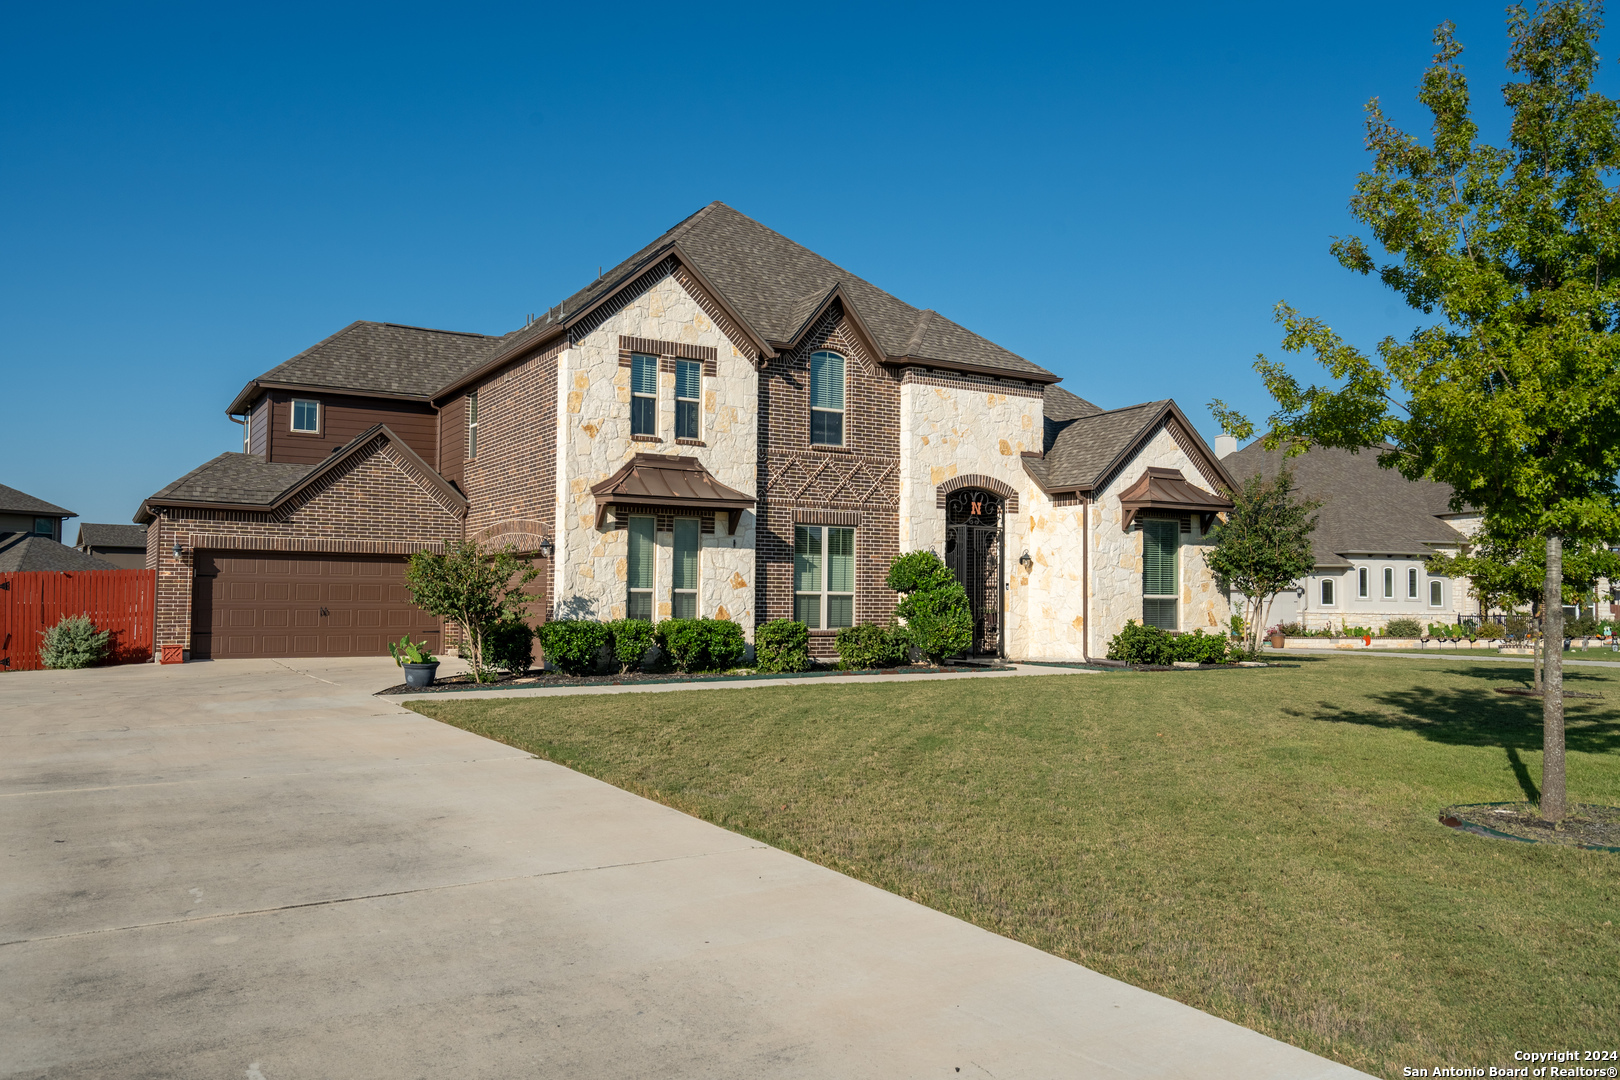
[757,302,901,656]
[456,337,563,625]
[149,435,465,653]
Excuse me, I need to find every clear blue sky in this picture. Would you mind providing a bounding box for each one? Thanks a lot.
[2,1,1591,540]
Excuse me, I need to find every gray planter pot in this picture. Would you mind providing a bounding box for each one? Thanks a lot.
[403,662,439,688]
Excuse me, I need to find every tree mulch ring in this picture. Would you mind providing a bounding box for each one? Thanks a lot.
[377,662,1011,695]
[1439,802,1620,852]
[1493,687,1604,699]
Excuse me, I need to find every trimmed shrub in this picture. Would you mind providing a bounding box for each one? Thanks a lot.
[39,614,110,670]
[1171,629,1230,664]
[1107,620,1175,665]
[1571,613,1601,637]
[885,551,971,662]
[536,619,612,676]
[607,618,658,673]
[657,618,746,673]
[835,624,910,669]
[1504,614,1532,638]
[754,619,810,673]
[1476,621,1507,640]
[485,619,534,676]
[1384,617,1423,638]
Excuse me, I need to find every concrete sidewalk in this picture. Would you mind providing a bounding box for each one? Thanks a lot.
[1,657,1366,1079]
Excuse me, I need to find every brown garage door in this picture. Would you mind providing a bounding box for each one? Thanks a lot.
[191,551,440,659]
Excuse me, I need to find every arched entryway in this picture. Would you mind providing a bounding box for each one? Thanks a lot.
[944,488,1003,655]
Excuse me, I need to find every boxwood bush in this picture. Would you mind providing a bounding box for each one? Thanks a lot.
[606,618,658,673]
[1106,620,1175,665]
[1171,629,1230,664]
[485,619,534,676]
[1384,617,1423,638]
[657,618,746,673]
[835,624,909,669]
[886,550,971,662]
[754,618,810,673]
[536,619,612,675]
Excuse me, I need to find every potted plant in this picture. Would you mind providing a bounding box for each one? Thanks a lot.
[389,636,440,688]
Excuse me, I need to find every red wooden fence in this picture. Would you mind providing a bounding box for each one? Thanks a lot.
[0,569,156,672]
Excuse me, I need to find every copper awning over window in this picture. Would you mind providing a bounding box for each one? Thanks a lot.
[1118,467,1233,532]
[590,453,755,532]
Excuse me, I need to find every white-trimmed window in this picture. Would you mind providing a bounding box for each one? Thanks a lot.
[627,515,654,620]
[1358,567,1369,598]
[676,360,701,440]
[467,391,479,458]
[631,353,657,437]
[810,350,845,446]
[795,525,854,628]
[1408,567,1419,599]
[1429,579,1444,607]
[291,398,320,433]
[672,517,699,619]
[1142,519,1179,629]
[1383,566,1395,599]
[1321,578,1336,606]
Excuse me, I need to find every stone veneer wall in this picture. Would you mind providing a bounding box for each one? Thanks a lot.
[1085,424,1232,652]
[1012,484,1089,660]
[148,437,465,653]
[551,261,759,632]
[757,303,900,656]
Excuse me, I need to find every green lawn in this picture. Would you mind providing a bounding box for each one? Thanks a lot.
[406,657,1620,1078]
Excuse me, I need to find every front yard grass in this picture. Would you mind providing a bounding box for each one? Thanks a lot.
[406,657,1619,1078]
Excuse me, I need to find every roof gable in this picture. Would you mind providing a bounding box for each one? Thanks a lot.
[0,483,74,519]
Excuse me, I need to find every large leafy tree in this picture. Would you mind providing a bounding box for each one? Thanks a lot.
[1203,469,1321,656]
[405,541,540,682]
[1212,2,1620,821]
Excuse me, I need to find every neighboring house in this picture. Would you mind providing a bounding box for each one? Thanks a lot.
[139,202,1236,663]
[75,524,150,569]
[0,483,113,572]
[1217,438,1480,631]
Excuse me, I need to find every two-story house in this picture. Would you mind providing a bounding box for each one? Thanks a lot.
[138,203,1236,663]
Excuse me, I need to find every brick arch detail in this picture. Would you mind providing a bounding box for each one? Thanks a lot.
[470,517,551,554]
[935,473,1019,514]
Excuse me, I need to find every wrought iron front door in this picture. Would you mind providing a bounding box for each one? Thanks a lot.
[945,489,1003,655]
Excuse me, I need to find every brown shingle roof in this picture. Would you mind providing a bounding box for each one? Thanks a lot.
[1221,441,1466,569]
[0,483,74,519]
[75,523,149,550]
[0,534,113,572]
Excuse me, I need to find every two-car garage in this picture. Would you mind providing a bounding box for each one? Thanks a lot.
[189,551,441,660]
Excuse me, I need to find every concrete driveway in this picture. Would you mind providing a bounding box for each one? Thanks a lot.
[1,658,1366,1079]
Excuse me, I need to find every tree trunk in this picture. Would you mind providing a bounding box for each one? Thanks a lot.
[1542,535,1567,822]
[1533,630,1543,693]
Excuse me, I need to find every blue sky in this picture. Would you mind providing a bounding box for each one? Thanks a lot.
[1,1,1589,539]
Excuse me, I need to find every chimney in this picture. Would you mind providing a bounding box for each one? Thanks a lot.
[1214,434,1238,459]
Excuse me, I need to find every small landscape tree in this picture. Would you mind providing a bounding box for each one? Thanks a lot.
[886,551,972,662]
[1203,469,1321,656]
[404,541,539,682]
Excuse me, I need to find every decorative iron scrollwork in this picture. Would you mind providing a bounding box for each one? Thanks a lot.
[946,489,1002,527]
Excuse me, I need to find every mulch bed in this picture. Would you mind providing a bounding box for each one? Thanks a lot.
[1493,687,1604,699]
[377,662,1011,695]
[1439,802,1620,852]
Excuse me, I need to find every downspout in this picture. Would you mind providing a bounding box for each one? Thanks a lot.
[228,413,246,453]
[1081,495,1091,663]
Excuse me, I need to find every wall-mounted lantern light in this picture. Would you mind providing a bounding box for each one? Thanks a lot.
[171,542,185,560]
[1019,550,1033,570]
[539,537,554,559]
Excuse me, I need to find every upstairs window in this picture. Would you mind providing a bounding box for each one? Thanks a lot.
[1408,567,1419,599]
[631,353,657,437]
[627,515,654,620]
[675,360,701,440]
[34,518,53,536]
[467,391,479,458]
[810,350,845,446]
[291,398,320,433]
[795,525,854,628]
[672,517,699,618]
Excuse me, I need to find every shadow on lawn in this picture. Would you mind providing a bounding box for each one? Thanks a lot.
[1286,663,1620,802]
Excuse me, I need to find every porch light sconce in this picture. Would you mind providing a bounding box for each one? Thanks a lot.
[1019,550,1033,570]
[171,541,185,560]
[539,537,554,559]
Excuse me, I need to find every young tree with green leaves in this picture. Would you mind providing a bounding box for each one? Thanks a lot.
[1212,2,1620,821]
[1203,469,1321,657]
[404,541,540,682]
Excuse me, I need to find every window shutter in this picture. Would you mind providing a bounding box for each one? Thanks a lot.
[672,518,699,591]
[631,354,658,396]
[627,516,655,590]
[676,360,701,401]
[811,352,844,410]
